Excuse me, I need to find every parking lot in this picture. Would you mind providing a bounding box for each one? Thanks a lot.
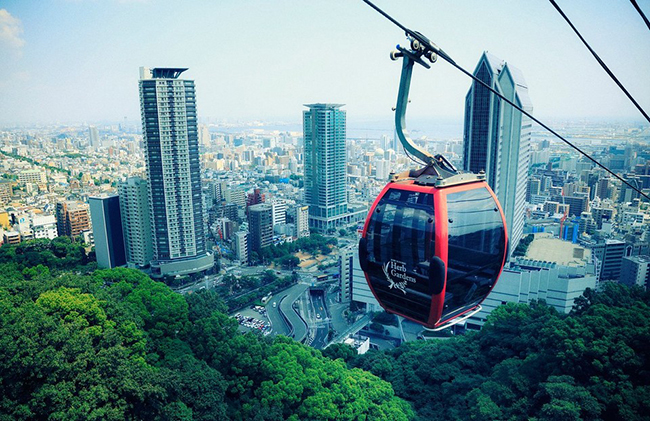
[233,306,271,335]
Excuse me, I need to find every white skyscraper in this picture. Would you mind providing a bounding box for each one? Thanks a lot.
[463,52,531,255]
[139,67,213,277]
[375,159,390,181]
[234,231,249,265]
[118,177,154,269]
[339,245,354,302]
[88,125,99,149]
[293,205,310,239]
[269,198,287,226]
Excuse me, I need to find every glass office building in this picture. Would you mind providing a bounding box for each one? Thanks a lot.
[462,52,532,256]
[89,195,126,269]
[303,103,348,232]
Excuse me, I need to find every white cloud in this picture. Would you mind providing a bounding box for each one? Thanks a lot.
[0,9,25,50]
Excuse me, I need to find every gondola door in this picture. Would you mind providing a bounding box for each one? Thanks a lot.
[359,182,446,328]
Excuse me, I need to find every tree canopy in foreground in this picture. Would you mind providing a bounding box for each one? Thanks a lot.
[0,240,412,420]
[1,238,648,420]
[349,282,650,421]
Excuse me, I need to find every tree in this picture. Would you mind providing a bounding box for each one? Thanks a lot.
[249,251,261,266]
[322,343,357,362]
[372,311,398,326]
[185,289,228,322]
[278,255,299,269]
[0,262,416,421]
[351,286,650,421]
[0,287,167,420]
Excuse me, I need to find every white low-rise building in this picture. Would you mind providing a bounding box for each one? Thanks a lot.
[32,215,58,240]
[468,237,597,330]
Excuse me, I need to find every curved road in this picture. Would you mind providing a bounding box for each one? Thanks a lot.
[266,295,290,337]
[279,284,309,342]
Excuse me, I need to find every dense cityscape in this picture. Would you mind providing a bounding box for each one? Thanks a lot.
[1,1,650,420]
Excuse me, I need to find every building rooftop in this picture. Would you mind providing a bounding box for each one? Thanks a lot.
[303,103,345,109]
[623,255,650,263]
[525,233,591,266]
[139,67,188,80]
[152,68,188,79]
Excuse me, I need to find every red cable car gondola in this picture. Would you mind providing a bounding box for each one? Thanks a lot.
[358,35,508,330]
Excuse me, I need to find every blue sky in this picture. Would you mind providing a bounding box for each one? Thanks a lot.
[0,0,649,125]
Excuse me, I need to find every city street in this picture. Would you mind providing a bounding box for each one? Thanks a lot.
[172,263,374,349]
[309,291,329,349]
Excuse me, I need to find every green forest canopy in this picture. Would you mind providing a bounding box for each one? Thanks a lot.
[347,283,650,421]
[0,240,412,421]
[0,238,648,420]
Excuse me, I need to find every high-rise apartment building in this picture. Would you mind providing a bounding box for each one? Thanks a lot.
[527,177,541,202]
[303,103,348,232]
[619,255,650,289]
[225,189,246,206]
[56,201,91,238]
[269,199,287,226]
[247,188,265,208]
[248,203,273,254]
[233,231,249,264]
[595,177,611,200]
[551,193,589,218]
[139,67,213,277]
[293,205,310,238]
[462,52,531,256]
[339,245,354,302]
[18,170,46,184]
[118,177,154,268]
[89,195,126,269]
[88,126,99,149]
[591,239,626,281]
[618,175,642,203]
[32,215,58,240]
[0,182,12,205]
[591,206,615,229]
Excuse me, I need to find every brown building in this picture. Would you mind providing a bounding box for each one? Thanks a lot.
[0,181,12,205]
[3,231,20,245]
[56,201,91,238]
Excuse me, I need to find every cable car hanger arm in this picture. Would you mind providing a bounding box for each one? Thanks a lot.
[387,23,460,179]
[362,0,650,201]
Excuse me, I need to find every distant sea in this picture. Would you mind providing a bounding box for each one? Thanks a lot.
[210,117,464,141]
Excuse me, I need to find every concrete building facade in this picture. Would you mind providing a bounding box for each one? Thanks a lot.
[139,67,213,277]
[56,201,91,238]
[118,177,154,268]
[619,255,650,289]
[248,203,273,254]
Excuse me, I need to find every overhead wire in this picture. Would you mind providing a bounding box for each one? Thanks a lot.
[361,0,650,202]
[630,0,650,31]
[402,144,428,167]
[433,50,650,201]
[549,0,650,124]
